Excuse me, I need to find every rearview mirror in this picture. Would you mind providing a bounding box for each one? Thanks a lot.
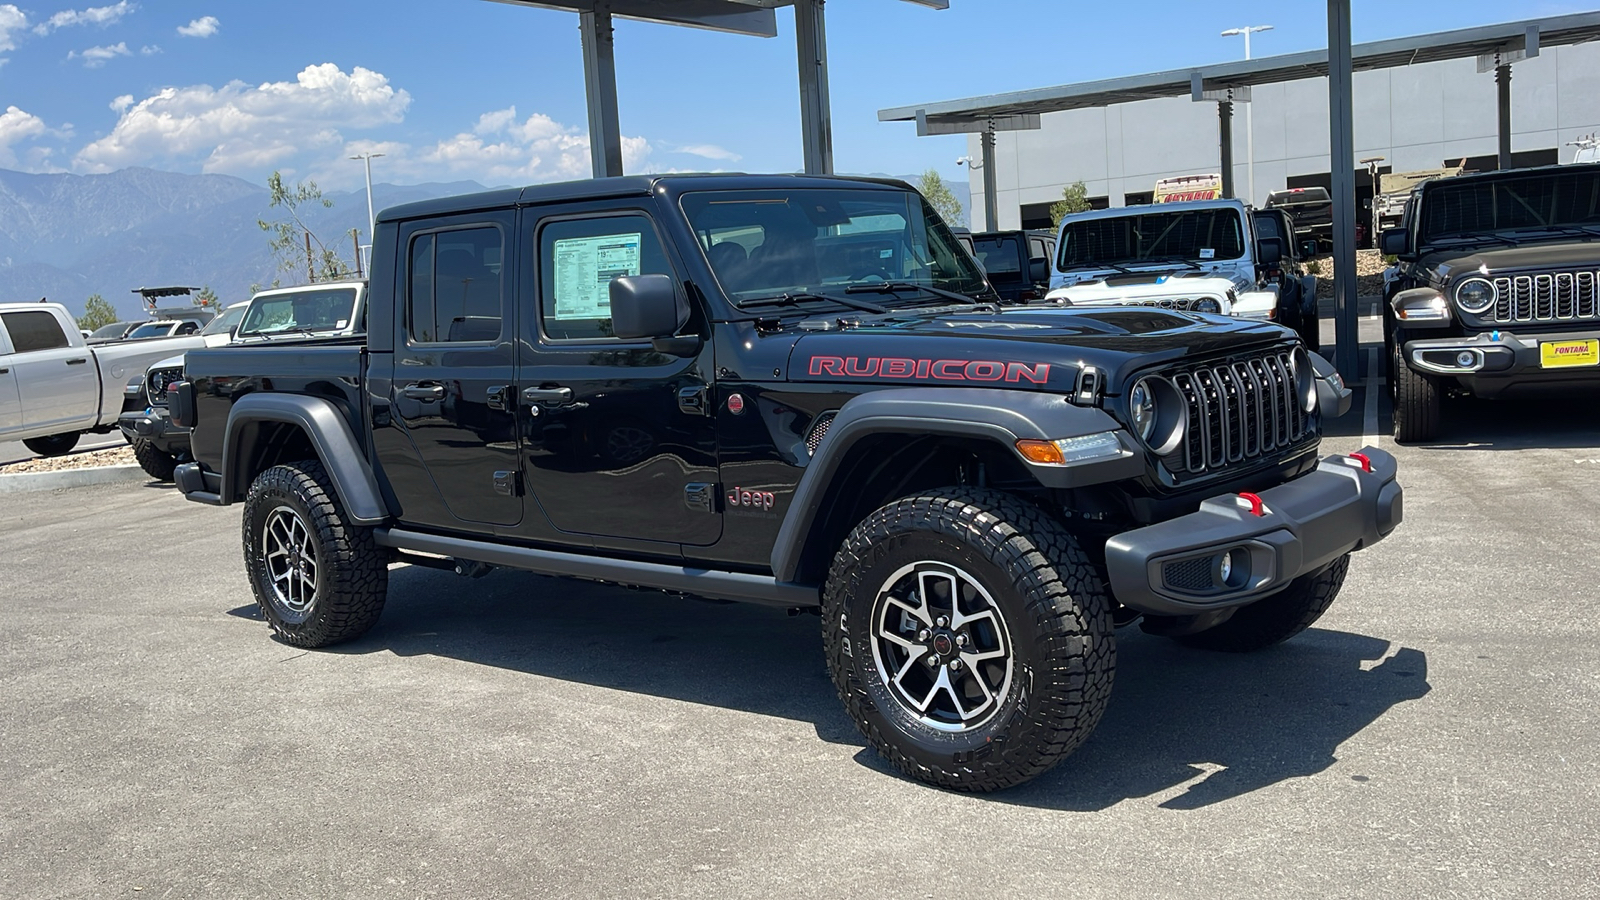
[609,274,687,340]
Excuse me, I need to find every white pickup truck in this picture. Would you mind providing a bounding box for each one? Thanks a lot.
[0,302,209,457]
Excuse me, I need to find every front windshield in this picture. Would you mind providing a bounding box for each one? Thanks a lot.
[125,322,172,339]
[202,305,247,336]
[239,288,357,336]
[680,188,988,304]
[1421,169,1600,241]
[1058,208,1244,270]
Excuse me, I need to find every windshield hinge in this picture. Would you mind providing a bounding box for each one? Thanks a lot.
[1075,366,1104,406]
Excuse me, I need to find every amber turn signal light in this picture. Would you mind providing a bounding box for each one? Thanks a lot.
[1014,439,1065,464]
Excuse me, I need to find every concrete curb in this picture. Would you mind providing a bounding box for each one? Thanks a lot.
[0,464,151,494]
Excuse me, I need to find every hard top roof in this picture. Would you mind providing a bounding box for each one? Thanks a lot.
[376,173,917,223]
[1419,160,1600,192]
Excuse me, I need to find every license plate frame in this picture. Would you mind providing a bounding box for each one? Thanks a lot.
[1539,339,1600,369]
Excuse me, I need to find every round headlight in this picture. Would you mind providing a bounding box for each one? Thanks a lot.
[1455,277,1495,314]
[1130,378,1157,441]
[1193,297,1222,315]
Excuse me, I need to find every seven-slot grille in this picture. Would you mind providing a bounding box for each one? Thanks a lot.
[1488,272,1600,324]
[1169,350,1307,474]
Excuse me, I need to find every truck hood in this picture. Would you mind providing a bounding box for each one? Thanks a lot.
[1420,240,1600,282]
[787,307,1292,395]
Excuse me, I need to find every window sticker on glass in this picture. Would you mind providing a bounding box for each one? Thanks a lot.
[1199,248,1216,259]
[552,232,642,320]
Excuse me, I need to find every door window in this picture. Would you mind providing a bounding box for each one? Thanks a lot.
[1,311,71,353]
[538,213,673,342]
[408,225,505,343]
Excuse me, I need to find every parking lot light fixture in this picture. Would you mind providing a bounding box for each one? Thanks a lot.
[1222,25,1273,205]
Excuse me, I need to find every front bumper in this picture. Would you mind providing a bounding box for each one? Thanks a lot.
[117,406,192,455]
[1104,447,1401,616]
[1405,329,1600,398]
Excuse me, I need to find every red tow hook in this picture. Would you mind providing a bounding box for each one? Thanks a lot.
[1238,492,1265,517]
[1348,452,1374,473]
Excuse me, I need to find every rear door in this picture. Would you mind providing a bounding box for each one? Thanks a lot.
[0,309,97,435]
[384,211,523,531]
[514,202,720,548]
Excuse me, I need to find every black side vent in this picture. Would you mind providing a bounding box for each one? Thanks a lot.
[805,412,838,456]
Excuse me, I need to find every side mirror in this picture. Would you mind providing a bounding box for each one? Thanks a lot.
[1307,352,1352,418]
[1299,239,1319,259]
[1028,259,1049,284]
[1379,228,1408,256]
[609,274,687,340]
[1257,237,1284,267]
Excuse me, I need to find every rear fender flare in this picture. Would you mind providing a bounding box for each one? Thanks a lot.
[769,387,1138,583]
[221,393,388,525]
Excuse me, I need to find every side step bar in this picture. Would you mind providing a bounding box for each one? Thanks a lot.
[374,528,820,609]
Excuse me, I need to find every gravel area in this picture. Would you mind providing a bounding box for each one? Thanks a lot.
[1313,248,1391,299]
[0,445,134,474]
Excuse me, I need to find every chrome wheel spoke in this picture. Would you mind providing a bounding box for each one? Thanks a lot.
[884,595,932,628]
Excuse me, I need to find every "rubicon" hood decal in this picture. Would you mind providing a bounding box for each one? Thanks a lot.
[807,355,1051,384]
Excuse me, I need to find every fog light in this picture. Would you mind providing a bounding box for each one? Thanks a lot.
[1456,351,1476,368]
[1218,551,1233,583]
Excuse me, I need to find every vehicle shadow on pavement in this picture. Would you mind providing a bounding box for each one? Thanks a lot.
[1000,628,1429,811]
[1417,395,1600,451]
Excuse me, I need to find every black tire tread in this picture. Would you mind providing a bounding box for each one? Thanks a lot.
[1391,342,1440,443]
[242,460,387,648]
[1176,554,1349,653]
[822,487,1115,792]
[23,433,80,457]
[131,439,177,481]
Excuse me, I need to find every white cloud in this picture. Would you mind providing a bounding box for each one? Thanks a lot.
[0,5,27,53]
[33,0,133,35]
[74,63,411,174]
[177,15,217,38]
[676,143,741,163]
[405,105,650,184]
[68,40,128,66]
[109,93,133,111]
[0,105,62,169]
[139,43,157,54]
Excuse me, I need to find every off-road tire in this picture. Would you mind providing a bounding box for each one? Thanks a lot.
[1175,554,1350,653]
[23,433,79,457]
[1391,341,1440,443]
[242,460,387,648]
[822,487,1116,792]
[131,439,177,481]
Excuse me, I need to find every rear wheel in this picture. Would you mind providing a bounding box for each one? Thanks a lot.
[1176,555,1349,653]
[23,433,79,457]
[242,460,388,648]
[1391,341,1440,443]
[822,487,1115,792]
[131,440,177,481]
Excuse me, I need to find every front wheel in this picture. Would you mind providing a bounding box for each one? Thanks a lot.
[242,460,388,648]
[1175,555,1349,653]
[822,488,1116,792]
[23,433,80,457]
[1391,341,1440,443]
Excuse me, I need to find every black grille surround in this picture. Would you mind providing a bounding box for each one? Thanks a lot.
[146,367,185,408]
[1157,345,1314,478]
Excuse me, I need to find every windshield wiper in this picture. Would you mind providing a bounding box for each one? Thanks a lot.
[844,281,983,305]
[738,292,889,315]
[1140,257,1205,271]
[1429,233,1522,248]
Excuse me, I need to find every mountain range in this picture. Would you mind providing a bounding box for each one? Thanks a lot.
[0,167,969,321]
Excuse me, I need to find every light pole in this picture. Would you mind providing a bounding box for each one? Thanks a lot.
[1221,25,1272,206]
[349,152,385,271]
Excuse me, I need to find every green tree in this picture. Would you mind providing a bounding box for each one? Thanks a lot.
[195,285,219,308]
[1049,181,1092,229]
[916,168,967,228]
[257,171,357,284]
[77,294,119,331]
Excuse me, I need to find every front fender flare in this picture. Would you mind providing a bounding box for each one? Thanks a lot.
[221,393,388,526]
[769,388,1140,583]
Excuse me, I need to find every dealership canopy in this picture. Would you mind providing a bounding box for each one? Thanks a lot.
[485,0,949,178]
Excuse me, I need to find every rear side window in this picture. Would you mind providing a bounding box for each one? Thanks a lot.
[2,311,71,353]
[408,225,505,343]
[971,235,1023,275]
[538,214,673,342]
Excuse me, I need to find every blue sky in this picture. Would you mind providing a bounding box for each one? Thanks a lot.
[0,0,1587,190]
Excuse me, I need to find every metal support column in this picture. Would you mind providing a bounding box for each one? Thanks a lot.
[580,9,624,178]
[1327,0,1358,381]
[1218,101,1235,200]
[794,0,833,175]
[980,127,998,232]
[1497,63,1513,170]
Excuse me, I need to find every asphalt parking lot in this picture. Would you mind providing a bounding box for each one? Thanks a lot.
[3,362,1598,899]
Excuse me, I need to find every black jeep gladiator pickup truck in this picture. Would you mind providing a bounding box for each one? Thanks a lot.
[171,174,1401,791]
[1382,162,1600,442]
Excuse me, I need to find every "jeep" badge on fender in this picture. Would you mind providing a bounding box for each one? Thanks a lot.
[727,485,775,511]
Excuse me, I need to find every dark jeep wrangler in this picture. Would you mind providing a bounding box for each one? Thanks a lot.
[1382,162,1600,441]
[171,174,1401,791]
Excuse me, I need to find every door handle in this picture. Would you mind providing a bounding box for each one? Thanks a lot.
[521,386,573,404]
[486,385,511,412]
[66,358,88,366]
[402,383,445,401]
[0,368,8,375]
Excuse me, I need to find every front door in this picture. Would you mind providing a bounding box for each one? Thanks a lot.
[516,205,720,548]
[385,211,522,530]
[0,310,97,435]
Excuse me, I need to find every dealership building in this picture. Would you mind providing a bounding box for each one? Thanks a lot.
[889,14,1600,231]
